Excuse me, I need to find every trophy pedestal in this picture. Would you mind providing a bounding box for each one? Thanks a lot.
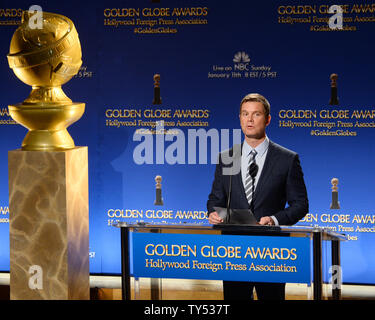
[154,188,164,206]
[8,147,89,300]
[330,191,340,209]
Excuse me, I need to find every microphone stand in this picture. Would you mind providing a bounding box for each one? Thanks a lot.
[226,173,232,224]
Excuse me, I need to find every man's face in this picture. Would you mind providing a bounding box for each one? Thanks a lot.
[239,101,271,140]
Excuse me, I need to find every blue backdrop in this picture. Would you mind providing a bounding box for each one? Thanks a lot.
[0,0,374,284]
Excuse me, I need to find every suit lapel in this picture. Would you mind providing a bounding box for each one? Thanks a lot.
[233,168,247,207]
[253,141,280,204]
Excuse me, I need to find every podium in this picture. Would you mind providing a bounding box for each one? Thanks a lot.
[113,223,346,300]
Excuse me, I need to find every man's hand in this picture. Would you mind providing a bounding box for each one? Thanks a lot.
[258,216,275,226]
[208,211,223,224]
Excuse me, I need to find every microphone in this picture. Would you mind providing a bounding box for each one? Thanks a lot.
[226,173,233,223]
[226,148,237,224]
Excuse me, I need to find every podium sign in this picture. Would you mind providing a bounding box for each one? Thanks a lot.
[130,232,311,284]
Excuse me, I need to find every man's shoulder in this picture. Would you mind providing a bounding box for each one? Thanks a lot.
[216,144,242,170]
[269,140,298,158]
[218,140,300,159]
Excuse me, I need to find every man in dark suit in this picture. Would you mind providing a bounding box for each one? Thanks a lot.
[207,93,309,300]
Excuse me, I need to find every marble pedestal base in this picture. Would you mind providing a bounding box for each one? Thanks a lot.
[8,147,89,300]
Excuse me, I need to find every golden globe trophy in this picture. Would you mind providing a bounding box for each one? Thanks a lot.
[329,73,339,106]
[330,177,340,209]
[152,74,162,105]
[7,11,84,150]
[7,11,89,300]
[154,175,164,205]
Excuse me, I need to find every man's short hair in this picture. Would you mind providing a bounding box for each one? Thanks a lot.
[240,93,270,118]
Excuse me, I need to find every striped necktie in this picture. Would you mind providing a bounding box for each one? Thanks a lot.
[245,149,257,207]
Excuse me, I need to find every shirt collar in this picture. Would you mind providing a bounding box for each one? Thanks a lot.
[242,136,269,158]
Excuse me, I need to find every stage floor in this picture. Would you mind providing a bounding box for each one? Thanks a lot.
[0,273,374,300]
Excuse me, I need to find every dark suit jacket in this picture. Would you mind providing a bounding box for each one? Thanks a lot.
[207,140,308,226]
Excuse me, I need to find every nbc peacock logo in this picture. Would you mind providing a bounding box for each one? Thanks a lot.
[233,51,250,63]
[233,51,250,71]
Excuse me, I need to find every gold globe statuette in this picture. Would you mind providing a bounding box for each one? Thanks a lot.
[7,11,84,151]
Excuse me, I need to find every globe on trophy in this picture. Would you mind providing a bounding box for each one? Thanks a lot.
[7,11,84,151]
